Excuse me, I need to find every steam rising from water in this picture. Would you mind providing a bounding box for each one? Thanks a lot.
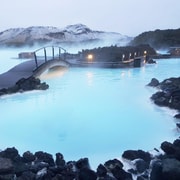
[0,37,130,76]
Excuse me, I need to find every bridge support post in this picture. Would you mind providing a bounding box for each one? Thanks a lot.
[44,48,47,62]
[52,46,54,60]
[59,48,61,60]
[34,52,38,68]
[64,50,66,61]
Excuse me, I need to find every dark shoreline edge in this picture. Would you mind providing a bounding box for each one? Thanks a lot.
[0,138,180,180]
[0,77,180,179]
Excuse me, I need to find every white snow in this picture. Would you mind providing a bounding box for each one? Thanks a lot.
[0,24,132,46]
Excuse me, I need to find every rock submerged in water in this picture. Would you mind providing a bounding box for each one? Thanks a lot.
[147,78,159,87]
[146,58,156,64]
[0,76,49,96]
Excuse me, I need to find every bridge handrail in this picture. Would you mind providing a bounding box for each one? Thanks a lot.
[34,46,66,53]
[33,46,67,69]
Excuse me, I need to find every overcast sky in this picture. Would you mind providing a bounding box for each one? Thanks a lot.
[0,0,179,36]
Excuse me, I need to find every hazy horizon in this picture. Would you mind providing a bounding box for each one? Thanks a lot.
[0,0,180,36]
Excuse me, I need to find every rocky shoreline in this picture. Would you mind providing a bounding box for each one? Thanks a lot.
[0,77,180,179]
[147,77,180,120]
[0,138,180,180]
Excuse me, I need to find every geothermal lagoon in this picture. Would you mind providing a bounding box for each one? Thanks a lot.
[0,48,180,168]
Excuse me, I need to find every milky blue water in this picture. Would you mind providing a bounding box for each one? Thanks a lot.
[0,49,180,169]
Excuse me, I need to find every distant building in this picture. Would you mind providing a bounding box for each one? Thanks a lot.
[79,44,156,62]
[18,52,34,59]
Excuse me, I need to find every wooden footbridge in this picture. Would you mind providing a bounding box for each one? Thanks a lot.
[0,46,70,88]
[32,46,70,76]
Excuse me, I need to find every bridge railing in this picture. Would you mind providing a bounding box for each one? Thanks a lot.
[33,46,67,68]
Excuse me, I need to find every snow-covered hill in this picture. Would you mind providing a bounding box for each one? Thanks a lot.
[0,24,132,47]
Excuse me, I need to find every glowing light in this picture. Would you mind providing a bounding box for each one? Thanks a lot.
[144,50,147,62]
[87,54,93,61]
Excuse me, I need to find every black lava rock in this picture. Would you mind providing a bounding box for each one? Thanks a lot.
[147,78,159,87]
[122,150,151,162]
[0,77,49,96]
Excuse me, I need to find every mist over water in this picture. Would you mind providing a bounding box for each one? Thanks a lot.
[0,48,180,169]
